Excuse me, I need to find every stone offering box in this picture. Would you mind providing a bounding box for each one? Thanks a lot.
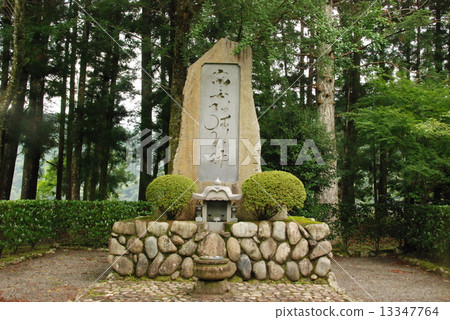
[109,219,333,282]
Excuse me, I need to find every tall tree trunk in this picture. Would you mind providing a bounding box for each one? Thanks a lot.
[415,26,421,77]
[0,1,12,92]
[299,23,306,107]
[161,25,171,175]
[0,0,26,151]
[316,0,338,204]
[372,142,377,203]
[72,1,90,200]
[21,0,50,199]
[378,145,388,205]
[56,29,71,200]
[82,140,91,200]
[0,71,27,199]
[0,4,13,198]
[168,0,202,173]
[447,16,450,72]
[138,3,154,200]
[21,74,45,199]
[65,4,78,200]
[306,43,314,107]
[433,0,444,73]
[98,40,119,200]
[88,141,101,200]
[340,46,361,205]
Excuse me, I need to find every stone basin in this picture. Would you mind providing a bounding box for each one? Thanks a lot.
[193,256,232,281]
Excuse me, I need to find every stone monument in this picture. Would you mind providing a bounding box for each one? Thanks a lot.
[172,38,262,219]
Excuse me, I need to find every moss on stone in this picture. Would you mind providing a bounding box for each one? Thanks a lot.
[123,275,142,282]
[86,290,107,297]
[228,275,244,283]
[0,245,53,267]
[154,275,172,282]
[284,216,322,226]
[225,222,236,233]
[312,277,329,285]
[400,255,450,278]
[135,215,155,221]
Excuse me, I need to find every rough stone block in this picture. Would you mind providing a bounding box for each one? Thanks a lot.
[112,221,136,235]
[135,220,148,238]
[226,237,241,262]
[112,257,134,276]
[197,233,226,257]
[109,237,127,255]
[171,221,198,239]
[240,238,262,261]
[148,222,169,237]
[272,221,286,241]
[231,222,258,238]
[309,240,332,260]
[305,223,330,241]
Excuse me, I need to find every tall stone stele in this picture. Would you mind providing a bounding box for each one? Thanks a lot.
[172,38,262,219]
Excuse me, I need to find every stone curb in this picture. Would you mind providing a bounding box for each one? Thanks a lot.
[0,248,57,269]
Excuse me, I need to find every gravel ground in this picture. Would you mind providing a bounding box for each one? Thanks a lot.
[1,249,448,302]
[0,249,109,302]
[331,256,450,302]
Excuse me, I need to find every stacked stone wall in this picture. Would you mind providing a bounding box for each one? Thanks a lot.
[109,220,333,281]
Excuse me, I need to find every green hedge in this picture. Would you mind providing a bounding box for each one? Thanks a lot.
[302,203,450,264]
[0,200,154,255]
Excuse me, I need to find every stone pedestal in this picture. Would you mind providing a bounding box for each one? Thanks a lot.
[192,280,231,295]
[193,256,233,295]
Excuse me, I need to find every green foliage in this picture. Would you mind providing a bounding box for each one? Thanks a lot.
[259,105,336,199]
[145,175,197,220]
[0,200,154,255]
[392,205,450,264]
[242,171,306,220]
[350,76,450,204]
[37,163,57,199]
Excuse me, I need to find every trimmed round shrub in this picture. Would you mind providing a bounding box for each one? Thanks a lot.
[145,175,197,220]
[242,171,306,220]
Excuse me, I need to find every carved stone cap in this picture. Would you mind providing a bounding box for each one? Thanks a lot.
[193,179,242,201]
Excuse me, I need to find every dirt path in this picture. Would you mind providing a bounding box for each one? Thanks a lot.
[332,256,450,302]
[0,249,109,301]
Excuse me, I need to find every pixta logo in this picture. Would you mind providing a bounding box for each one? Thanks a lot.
[126,129,170,175]
[126,130,325,174]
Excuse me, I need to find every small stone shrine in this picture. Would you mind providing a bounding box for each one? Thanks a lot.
[193,177,240,227]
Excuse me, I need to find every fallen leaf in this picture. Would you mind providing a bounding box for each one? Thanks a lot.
[392,270,404,274]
